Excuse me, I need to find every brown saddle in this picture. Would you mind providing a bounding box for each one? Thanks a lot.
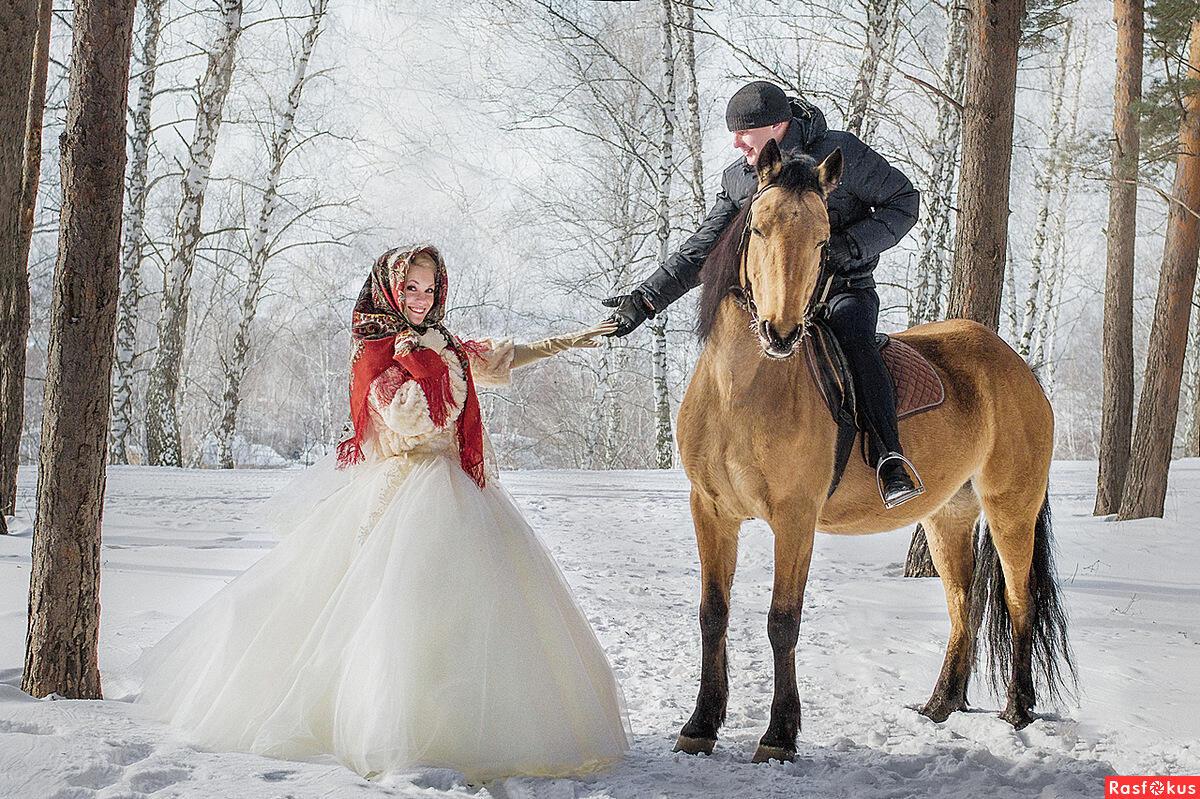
[877,333,945,419]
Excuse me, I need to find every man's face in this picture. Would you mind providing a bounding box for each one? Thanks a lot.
[732,120,790,165]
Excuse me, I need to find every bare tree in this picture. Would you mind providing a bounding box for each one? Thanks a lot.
[1017,21,1072,361]
[0,0,44,535]
[215,0,329,468]
[650,0,677,469]
[23,0,137,699]
[909,1,966,326]
[947,0,1026,328]
[144,0,244,466]
[1118,19,1200,521]
[1095,0,1142,515]
[110,0,166,465]
[846,0,898,139]
[680,0,705,226]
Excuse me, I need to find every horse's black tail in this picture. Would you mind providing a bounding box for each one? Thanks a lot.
[969,492,1077,704]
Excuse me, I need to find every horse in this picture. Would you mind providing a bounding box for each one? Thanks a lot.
[672,138,1075,764]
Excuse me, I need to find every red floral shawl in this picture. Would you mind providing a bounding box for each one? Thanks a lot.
[336,245,486,488]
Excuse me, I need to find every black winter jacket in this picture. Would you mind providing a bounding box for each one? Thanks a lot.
[636,99,920,310]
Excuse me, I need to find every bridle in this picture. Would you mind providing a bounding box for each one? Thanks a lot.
[729,184,836,343]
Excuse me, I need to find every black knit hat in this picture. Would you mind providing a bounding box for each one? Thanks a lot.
[725,81,792,131]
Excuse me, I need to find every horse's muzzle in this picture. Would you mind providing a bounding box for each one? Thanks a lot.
[759,319,801,359]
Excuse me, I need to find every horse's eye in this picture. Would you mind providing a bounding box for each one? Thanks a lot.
[751,227,764,237]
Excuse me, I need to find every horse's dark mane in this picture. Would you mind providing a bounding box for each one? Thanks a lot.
[695,155,824,341]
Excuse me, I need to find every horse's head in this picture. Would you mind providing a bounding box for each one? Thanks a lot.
[745,139,842,358]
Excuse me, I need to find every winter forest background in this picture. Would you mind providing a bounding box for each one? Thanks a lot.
[10,0,1165,474]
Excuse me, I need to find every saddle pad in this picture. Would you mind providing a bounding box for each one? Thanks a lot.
[880,338,945,419]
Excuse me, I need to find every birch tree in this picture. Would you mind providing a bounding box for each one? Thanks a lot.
[144,0,244,467]
[215,0,329,468]
[110,0,165,465]
[846,0,898,139]
[23,0,137,699]
[909,1,966,326]
[650,0,677,469]
[1095,0,1143,515]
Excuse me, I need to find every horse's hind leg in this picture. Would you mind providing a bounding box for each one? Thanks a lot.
[919,483,981,722]
[675,490,740,755]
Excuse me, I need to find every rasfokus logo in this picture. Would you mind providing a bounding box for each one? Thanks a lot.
[1106,777,1200,797]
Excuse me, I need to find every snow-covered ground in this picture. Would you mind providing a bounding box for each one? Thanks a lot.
[1,461,1197,798]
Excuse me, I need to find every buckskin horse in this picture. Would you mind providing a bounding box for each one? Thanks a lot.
[673,138,1074,764]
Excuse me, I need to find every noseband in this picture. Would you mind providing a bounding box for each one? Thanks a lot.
[730,185,835,341]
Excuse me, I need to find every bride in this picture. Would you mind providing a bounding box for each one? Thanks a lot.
[133,244,630,781]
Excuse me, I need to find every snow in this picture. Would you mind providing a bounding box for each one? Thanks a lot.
[1,460,1198,798]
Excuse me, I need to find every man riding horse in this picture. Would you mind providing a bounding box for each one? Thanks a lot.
[604,80,923,508]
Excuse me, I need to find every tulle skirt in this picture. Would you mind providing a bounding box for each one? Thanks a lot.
[132,452,630,781]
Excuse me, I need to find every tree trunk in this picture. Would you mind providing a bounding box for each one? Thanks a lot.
[22,0,137,700]
[860,0,901,143]
[110,0,165,465]
[1018,22,1072,362]
[947,0,1025,328]
[0,0,42,534]
[680,0,705,227]
[144,0,243,466]
[651,0,676,470]
[846,0,895,138]
[1117,19,1200,521]
[1095,0,1143,515]
[903,1,966,574]
[904,525,938,578]
[217,0,327,469]
[910,1,966,327]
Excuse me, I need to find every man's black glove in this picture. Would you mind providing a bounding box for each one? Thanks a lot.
[826,231,859,272]
[601,289,655,337]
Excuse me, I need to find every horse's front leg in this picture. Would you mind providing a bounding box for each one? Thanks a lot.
[753,503,817,764]
[675,490,740,755]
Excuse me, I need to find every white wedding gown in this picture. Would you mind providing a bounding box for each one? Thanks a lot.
[132,332,630,781]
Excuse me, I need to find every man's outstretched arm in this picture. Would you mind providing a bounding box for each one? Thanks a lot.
[605,187,740,337]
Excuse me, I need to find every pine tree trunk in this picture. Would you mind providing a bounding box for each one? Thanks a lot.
[904,524,939,577]
[652,0,676,470]
[217,0,327,469]
[110,0,165,465]
[22,0,137,699]
[947,0,1025,329]
[911,2,966,327]
[0,0,42,535]
[1117,19,1200,521]
[1095,0,1143,515]
[144,0,242,467]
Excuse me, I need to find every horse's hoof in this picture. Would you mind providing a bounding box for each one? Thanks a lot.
[751,744,795,764]
[674,734,716,755]
[999,706,1034,729]
[919,700,958,723]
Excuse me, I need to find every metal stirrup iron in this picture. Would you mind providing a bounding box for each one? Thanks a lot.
[875,451,925,510]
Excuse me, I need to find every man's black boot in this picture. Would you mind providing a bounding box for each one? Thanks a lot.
[876,452,924,509]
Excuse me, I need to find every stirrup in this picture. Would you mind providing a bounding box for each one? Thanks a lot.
[876,451,925,510]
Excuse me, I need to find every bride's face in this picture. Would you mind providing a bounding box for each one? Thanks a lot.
[402,263,437,324]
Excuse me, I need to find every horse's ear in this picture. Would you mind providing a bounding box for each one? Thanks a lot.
[816,148,843,196]
[756,138,783,187]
